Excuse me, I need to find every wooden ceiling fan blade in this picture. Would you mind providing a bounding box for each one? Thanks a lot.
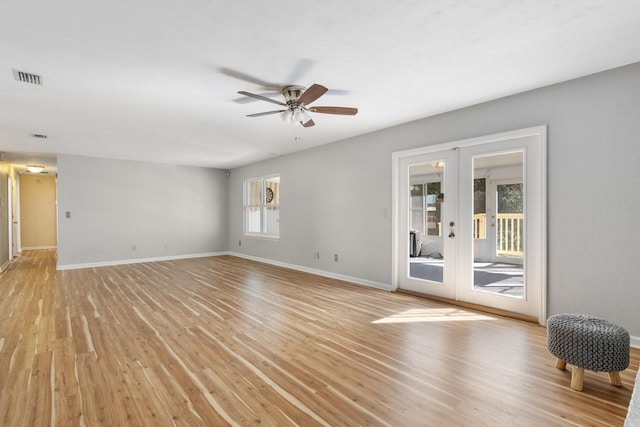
[246,110,287,117]
[309,106,358,115]
[298,84,328,105]
[238,91,286,106]
[302,119,315,128]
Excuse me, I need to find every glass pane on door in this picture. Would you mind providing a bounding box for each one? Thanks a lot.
[472,152,524,298]
[409,162,445,283]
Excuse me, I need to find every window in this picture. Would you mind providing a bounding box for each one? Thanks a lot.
[244,175,280,237]
[410,181,441,237]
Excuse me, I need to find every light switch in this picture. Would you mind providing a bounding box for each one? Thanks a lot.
[65,211,71,218]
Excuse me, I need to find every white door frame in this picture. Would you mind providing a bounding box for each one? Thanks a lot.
[391,125,547,324]
[14,175,21,255]
[7,177,12,259]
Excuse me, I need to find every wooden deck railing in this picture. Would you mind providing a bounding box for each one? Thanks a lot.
[497,214,524,257]
[473,214,487,239]
[473,213,524,258]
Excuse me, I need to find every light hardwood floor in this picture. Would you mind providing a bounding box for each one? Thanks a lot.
[0,250,638,426]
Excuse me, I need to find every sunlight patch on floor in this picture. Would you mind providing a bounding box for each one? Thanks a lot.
[372,307,497,324]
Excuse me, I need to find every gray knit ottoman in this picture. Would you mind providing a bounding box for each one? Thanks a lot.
[547,314,630,391]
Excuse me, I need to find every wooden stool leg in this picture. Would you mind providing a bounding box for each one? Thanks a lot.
[555,358,566,370]
[608,372,622,387]
[571,367,584,391]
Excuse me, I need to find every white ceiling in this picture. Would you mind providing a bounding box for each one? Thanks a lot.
[1,1,640,170]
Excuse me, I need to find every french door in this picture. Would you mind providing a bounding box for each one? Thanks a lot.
[398,149,458,299]
[394,127,546,320]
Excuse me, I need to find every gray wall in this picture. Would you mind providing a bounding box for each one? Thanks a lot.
[57,154,228,267]
[228,62,640,336]
[0,162,9,269]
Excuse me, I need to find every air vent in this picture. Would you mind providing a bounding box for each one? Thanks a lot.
[13,69,42,85]
[32,133,48,139]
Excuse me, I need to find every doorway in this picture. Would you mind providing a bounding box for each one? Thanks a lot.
[19,174,58,251]
[392,126,546,321]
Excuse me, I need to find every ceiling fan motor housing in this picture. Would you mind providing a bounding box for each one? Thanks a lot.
[282,85,305,109]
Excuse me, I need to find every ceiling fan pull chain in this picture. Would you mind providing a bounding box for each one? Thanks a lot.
[294,122,301,141]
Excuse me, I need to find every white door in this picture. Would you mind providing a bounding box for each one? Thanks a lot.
[394,126,546,321]
[458,137,545,318]
[398,149,458,299]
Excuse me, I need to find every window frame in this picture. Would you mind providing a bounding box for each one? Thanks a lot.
[243,174,280,239]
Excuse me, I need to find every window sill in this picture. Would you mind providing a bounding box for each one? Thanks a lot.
[243,234,280,241]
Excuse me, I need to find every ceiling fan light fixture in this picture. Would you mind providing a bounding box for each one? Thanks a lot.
[300,109,312,125]
[292,108,303,124]
[26,165,45,173]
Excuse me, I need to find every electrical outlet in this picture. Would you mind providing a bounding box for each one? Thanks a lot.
[313,252,320,259]
[239,240,242,246]
[334,254,339,262]
[65,211,71,218]
[131,244,136,251]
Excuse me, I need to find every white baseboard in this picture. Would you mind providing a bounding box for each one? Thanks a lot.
[58,251,393,291]
[227,251,392,292]
[631,335,640,350]
[22,246,57,250]
[56,252,227,270]
[0,260,10,273]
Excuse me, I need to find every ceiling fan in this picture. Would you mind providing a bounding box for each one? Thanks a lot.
[238,84,358,127]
